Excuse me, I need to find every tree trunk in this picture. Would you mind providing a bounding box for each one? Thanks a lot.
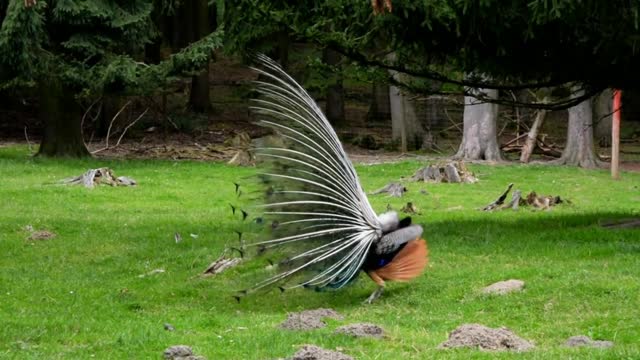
[594,88,613,147]
[37,79,90,157]
[323,48,345,126]
[520,97,549,163]
[187,0,211,113]
[389,84,407,152]
[388,53,423,151]
[389,84,422,152]
[552,89,600,168]
[276,30,290,70]
[366,83,391,124]
[455,88,503,161]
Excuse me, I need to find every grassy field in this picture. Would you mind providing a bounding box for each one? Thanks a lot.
[1,145,639,359]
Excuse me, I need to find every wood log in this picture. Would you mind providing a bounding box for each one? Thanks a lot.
[520,101,548,163]
[483,183,513,211]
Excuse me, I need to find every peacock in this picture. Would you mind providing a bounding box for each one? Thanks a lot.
[230,54,428,304]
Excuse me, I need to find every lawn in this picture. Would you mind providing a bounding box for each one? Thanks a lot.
[1,145,639,359]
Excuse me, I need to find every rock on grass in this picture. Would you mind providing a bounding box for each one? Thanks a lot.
[335,323,385,338]
[565,335,614,348]
[287,345,353,360]
[439,324,534,352]
[279,308,343,331]
[482,279,525,295]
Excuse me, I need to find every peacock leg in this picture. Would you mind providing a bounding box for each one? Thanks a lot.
[364,285,384,304]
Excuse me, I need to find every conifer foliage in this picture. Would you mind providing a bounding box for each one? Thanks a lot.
[0,0,222,157]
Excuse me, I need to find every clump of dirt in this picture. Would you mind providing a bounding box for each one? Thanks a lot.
[163,345,205,360]
[335,323,385,339]
[27,230,56,241]
[439,324,534,352]
[287,345,353,360]
[279,308,344,331]
[482,279,525,295]
[564,335,614,348]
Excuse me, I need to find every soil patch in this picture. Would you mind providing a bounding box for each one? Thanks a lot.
[335,323,385,338]
[439,324,534,352]
[26,230,56,241]
[482,279,525,295]
[279,308,344,331]
[287,345,353,360]
[163,345,205,360]
[565,335,614,348]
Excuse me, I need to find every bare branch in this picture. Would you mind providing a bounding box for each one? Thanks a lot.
[91,100,132,154]
[113,108,149,149]
[24,126,34,154]
[81,97,102,148]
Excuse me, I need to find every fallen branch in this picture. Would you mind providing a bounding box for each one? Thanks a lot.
[92,106,148,155]
[482,183,513,211]
[483,185,566,211]
[521,100,549,163]
[371,182,407,197]
[80,97,103,148]
[203,256,242,276]
[501,133,528,149]
[91,100,131,154]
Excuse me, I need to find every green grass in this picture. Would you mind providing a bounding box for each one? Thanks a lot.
[1,145,640,359]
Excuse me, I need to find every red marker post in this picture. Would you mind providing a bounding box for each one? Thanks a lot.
[611,90,622,179]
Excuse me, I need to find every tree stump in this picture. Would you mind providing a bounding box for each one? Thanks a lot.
[412,161,477,183]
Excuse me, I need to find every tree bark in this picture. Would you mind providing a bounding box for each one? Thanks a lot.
[323,48,345,126]
[389,83,407,151]
[186,0,211,113]
[389,84,422,152]
[37,79,90,157]
[552,89,600,168]
[388,53,423,151]
[455,88,503,161]
[366,83,391,124]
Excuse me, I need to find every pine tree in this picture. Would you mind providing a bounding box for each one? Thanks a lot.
[0,0,222,157]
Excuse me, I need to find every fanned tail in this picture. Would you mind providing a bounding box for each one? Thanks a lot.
[230,54,383,300]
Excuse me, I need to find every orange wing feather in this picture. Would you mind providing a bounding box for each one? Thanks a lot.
[371,239,428,283]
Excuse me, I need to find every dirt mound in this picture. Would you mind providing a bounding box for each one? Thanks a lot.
[163,345,205,360]
[279,308,344,331]
[287,345,353,360]
[26,230,56,241]
[482,279,525,295]
[335,323,385,338]
[565,335,614,348]
[439,324,534,352]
